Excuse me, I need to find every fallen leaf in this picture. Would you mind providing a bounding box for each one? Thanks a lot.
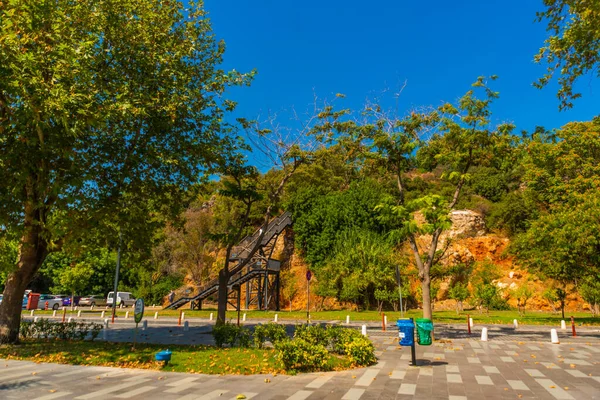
[264,378,270,383]
[236,395,246,399]
[550,385,556,389]
[49,390,57,393]
[564,387,569,390]
[570,364,576,368]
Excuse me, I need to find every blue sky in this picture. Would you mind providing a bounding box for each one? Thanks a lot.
[204,0,598,134]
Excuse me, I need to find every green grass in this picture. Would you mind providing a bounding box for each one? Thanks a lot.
[0,340,353,375]
[32,308,600,326]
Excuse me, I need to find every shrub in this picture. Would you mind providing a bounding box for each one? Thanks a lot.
[253,323,287,348]
[275,339,329,372]
[293,324,328,347]
[327,325,363,354]
[212,322,251,348]
[19,319,102,341]
[344,335,376,366]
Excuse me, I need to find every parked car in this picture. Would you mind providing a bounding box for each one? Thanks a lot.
[38,294,63,310]
[106,291,135,307]
[0,294,3,304]
[78,295,107,307]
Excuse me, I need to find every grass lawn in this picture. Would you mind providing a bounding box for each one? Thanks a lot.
[0,340,353,375]
[33,308,600,326]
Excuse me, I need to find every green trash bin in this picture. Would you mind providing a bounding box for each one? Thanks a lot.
[415,318,433,346]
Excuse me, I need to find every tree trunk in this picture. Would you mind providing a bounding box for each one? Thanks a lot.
[216,259,230,325]
[0,221,48,343]
[421,274,432,320]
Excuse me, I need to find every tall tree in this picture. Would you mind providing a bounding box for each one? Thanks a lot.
[0,0,251,343]
[314,77,513,319]
[535,0,600,109]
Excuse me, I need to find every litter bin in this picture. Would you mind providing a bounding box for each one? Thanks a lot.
[415,318,433,346]
[396,319,414,346]
[26,293,40,310]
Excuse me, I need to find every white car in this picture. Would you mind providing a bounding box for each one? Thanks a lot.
[106,291,135,307]
[38,294,63,310]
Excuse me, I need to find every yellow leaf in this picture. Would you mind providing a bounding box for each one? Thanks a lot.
[236,395,246,399]
[550,385,556,389]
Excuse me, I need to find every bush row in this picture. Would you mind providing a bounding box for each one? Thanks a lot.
[20,319,103,341]
[212,322,376,371]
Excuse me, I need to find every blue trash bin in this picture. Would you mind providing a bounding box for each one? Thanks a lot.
[397,319,414,346]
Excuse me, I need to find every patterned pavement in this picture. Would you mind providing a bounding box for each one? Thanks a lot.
[1,333,599,399]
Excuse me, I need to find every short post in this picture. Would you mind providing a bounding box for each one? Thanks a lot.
[513,319,518,329]
[178,310,183,326]
[481,327,488,341]
[62,307,66,323]
[551,328,560,344]
[410,317,417,366]
[67,317,72,323]
[183,321,189,332]
[142,320,148,330]
[384,314,388,326]
[103,318,109,340]
[77,310,82,318]
[382,313,386,331]
[91,305,94,311]
[30,310,34,317]
[34,316,39,323]
[75,306,78,311]
[570,316,576,337]
[274,314,278,323]
[346,315,350,324]
[467,314,471,334]
[125,311,129,319]
[361,324,367,336]
[561,320,566,330]
[52,310,57,317]
[209,312,213,321]
[181,312,185,322]
[154,311,158,320]
[101,310,105,318]
[242,313,246,322]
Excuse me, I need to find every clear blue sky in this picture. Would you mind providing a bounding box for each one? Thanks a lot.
[204,0,598,134]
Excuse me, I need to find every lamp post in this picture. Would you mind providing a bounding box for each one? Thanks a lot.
[396,265,404,318]
[111,230,123,324]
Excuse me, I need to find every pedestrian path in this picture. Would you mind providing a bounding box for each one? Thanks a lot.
[1,336,599,399]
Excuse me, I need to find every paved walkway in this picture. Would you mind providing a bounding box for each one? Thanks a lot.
[2,333,600,399]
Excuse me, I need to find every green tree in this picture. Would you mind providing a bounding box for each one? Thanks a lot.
[579,277,600,316]
[513,283,534,316]
[535,0,600,109]
[448,282,469,314]
[53,262,93,309]
[342,77,513,320]
[0,0,251,343]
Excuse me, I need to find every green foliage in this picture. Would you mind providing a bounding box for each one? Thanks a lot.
[326,326,364,354]
[448,282,470,312]
[467,167,509,202]
[293,324,328,347]
[343,335,377,366]
[19,320,102,341]
[253,323,288,349]
[274,339,329,372]
[487,191,538,235]
[211,322,252,348]
[513,283,535,315]
[535,0,600,109]
[580,278,600,315]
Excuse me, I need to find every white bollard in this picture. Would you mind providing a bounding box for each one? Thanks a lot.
[361,324,367,336]
[242,313,246,322]
[181,312,185,321]
[104,318,109,329]
[77,310,82,317]
[53,310,57,317]
[183,321,189,332]
[75,306,78,311]
[513,319,518,329]
[91,305,94,311]
[154,312,158,320]
[101,310,105,318]
[561,320,566,330]
[481,327,488,341]
[34,316,39,323]
[67,317,72,323]
[346,315,350,324]
[551,328,560,344]
[125,311,129,319]
[30,310,34,317]
[384,315,388,326]
[274,314,278,323]
[209,313,213,321]
[142,320,148,330]
[469,317,474,328]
